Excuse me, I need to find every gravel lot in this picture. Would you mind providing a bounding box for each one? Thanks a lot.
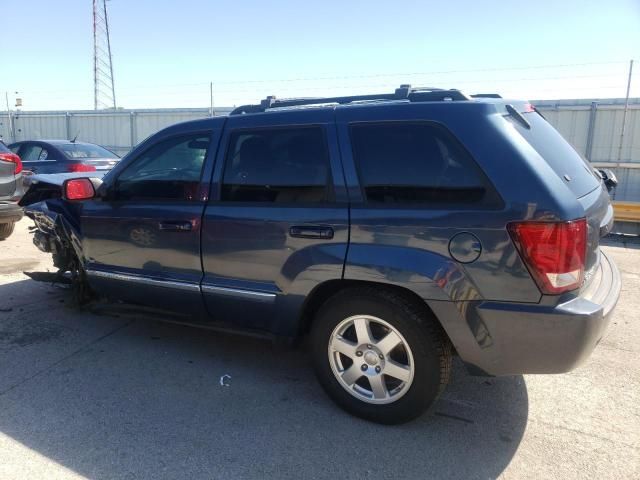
[0,218,638,480]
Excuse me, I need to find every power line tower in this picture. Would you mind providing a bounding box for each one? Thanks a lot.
[93,0,116,110]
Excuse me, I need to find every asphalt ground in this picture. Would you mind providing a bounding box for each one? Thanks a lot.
[0,218,638,479]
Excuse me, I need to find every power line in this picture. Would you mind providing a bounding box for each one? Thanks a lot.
[7,59,637,110]
[8,59,632,96]
[207,60,631,85]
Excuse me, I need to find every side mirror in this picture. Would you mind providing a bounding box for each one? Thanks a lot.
[62,177,102,201]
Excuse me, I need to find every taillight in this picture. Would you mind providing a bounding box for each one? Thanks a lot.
[508,219,587,294]
[0,152,23,174]
[68,163,97,172]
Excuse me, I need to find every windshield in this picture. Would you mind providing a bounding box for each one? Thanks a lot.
[59,143,119,160]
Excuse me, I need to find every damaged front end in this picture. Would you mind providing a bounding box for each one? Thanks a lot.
[19,176,95,302]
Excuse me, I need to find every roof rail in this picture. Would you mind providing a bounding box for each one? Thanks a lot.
[229,85,470,115]
[471,93,502,98]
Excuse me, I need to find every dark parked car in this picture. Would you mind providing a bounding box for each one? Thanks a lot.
[0,141,24,239]
[8,140,119,175]
[20,86,621,424]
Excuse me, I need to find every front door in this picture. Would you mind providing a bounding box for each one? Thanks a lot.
[201,110,349,334]
[81,130,217,314]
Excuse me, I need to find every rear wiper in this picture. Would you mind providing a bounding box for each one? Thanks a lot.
[505,104,531,129]
[532,106,546,120]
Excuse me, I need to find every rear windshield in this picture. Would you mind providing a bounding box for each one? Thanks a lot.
[512,112,600,198]
[0,142,10,154]
[59,143,119,160]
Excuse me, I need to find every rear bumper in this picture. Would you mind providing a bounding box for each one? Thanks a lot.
[437,250,621,376]
[0,201,23,223]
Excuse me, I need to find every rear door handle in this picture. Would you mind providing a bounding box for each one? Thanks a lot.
[289,225,334,239]
[158,221,193,232]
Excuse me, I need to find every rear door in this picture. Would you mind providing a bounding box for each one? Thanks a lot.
[16,142,57,175]
[201,109,349,333]
[81,128,219,314]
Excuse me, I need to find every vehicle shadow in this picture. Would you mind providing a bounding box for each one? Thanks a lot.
[0,280,528,480]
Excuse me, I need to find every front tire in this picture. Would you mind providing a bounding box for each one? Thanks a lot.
[0,222,15,240]
[311,287,451,424]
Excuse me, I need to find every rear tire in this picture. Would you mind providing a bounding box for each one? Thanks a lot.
[0,222,15,240]
[310,287,451,424]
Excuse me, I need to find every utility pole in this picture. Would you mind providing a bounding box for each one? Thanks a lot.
[617,59,634,165]
[4,92,15,143]
[210,82,215,117]
[93,0,117,110]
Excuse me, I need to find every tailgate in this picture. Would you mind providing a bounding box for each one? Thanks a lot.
[579,185,613,273]
[510,108,610,273]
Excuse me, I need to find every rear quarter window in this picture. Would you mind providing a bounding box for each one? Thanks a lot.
[511,112,601,198]
[349,122,502,208]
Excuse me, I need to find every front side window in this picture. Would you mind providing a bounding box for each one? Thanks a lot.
[115,133,210,201]
[221,126,331,203]
[350,122,501,207]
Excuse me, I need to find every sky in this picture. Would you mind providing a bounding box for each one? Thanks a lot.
[1,0,639,111]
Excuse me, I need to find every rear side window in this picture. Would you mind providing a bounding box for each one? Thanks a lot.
[350,122,501,207]
[221,126,331,203]
[513,112,600,198]
[19,144,50,162]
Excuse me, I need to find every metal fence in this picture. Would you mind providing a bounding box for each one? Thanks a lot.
[1,99,639,201]
[0,107,233,157]
[533,98,640,203]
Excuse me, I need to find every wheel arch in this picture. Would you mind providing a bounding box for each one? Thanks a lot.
[298,279,454,349]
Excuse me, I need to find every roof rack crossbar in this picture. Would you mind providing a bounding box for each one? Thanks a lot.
[229,85,470,115]
[471,93,502,98]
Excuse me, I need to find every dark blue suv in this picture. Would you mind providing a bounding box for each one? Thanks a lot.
[21,87,621,424]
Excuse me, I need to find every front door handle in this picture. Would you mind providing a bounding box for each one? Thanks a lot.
[289,225,334,239]
[159,220,193,232]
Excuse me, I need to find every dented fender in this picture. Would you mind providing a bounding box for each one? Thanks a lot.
[20,177,87,270]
